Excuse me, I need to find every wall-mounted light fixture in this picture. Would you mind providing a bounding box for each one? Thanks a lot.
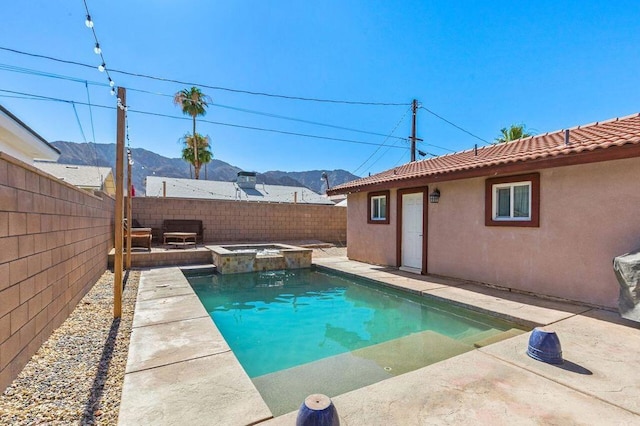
[429,188,441,203]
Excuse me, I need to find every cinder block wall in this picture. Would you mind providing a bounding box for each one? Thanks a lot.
[133,197,347,244]
[0,154,114,392]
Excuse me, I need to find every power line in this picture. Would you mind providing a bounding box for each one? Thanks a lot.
[0,61,460,154]
[0,46,409,106]
[71,102,88,143]
[416,139,456,153]
[84,81,101,170]
[0,88,412,150]
[352,106,412,175]
[137,108,412,150]
[0,63,102,85]
[419,106,491,145]
[212,103,408,141]
[0,62,409,141]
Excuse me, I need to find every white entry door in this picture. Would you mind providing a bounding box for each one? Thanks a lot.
[401,192,423,273]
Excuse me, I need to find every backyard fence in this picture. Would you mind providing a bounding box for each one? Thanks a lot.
[132,196,347,245]
[0,153,114,392]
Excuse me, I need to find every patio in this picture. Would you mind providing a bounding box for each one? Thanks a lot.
[118,250,640,425]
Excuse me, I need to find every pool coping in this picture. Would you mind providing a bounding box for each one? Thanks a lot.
[118,258,640,425]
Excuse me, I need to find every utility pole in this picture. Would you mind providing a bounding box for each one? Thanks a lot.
[410,99,418,162]
[114,87,126,318]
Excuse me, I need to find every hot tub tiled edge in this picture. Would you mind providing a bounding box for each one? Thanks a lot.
[207,243,312,274]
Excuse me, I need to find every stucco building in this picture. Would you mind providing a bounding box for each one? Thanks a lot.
[328,113,640,309]
[34,162,116,196]
[0,104,59,163]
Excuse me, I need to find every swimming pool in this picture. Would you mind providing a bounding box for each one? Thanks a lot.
[186,268,526,415]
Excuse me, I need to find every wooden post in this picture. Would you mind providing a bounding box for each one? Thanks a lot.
[125,150,132,270]
[114,87,126,318]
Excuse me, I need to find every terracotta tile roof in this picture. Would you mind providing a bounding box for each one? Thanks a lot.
[328,113,640,194]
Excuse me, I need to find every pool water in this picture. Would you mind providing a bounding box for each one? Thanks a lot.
[187,268,525,415]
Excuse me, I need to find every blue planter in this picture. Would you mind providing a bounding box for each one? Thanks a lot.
[527,327,563,364]
[296,394,340,426]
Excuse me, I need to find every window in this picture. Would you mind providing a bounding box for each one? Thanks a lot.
[485,173,539,227]
[494,182,530,220]
[368,190,390,224]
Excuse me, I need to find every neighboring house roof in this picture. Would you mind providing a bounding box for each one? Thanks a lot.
[146,176,335,205]
[35,162,114,190]
[328,113,640,194]
[0,104,60,163]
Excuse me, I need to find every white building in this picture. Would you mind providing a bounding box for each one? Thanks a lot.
[0,104,59,164]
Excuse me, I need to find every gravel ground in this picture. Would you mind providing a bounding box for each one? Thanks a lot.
[0,270,140,426]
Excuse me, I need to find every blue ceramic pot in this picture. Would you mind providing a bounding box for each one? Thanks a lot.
[296,394,340,426]
[527,327,563,364]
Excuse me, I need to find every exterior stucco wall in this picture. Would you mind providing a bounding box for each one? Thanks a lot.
[347,157,640,308]
[346,191,398,266]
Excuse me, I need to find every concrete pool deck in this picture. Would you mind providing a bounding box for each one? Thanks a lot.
[118,255,640,425]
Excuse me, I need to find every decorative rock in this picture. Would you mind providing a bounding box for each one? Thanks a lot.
[0,270,141,425]
[613,249,640,322]
[527,327,563,364]
[296,394,340,426]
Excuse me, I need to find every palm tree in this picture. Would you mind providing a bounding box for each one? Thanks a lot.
[173,87,211,178]
[494,124,533,144]
[180,133,212,180]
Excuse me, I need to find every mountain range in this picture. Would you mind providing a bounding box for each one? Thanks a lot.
[50,141,359,195]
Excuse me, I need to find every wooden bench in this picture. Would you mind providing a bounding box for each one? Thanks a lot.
[162,219,205,244]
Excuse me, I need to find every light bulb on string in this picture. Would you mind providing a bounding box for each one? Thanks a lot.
[85,15,94,28]
[94,43,101,54]
[98,63,105,72]
[110,88,116,96]
[109,78,114,87]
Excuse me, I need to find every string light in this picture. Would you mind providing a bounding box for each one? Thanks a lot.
[83,0,115,95]
[116,96,127,111]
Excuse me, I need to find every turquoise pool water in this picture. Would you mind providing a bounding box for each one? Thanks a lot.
[188,268,521,376]
[187,268,525,415]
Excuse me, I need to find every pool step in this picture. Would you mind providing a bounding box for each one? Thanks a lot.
[252,330,474,416]
[472,328,526,348]
[458,328,502,346]
[350,330,473,376]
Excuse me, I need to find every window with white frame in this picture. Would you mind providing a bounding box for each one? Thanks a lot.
[367,190,390,224]
[371,195,386,220]
[493,181,531,220]
[485,173,539,227]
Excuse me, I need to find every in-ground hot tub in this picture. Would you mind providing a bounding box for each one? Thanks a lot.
[210,243,312,274]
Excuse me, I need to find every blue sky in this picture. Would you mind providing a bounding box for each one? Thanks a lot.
[1,1,638,176]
